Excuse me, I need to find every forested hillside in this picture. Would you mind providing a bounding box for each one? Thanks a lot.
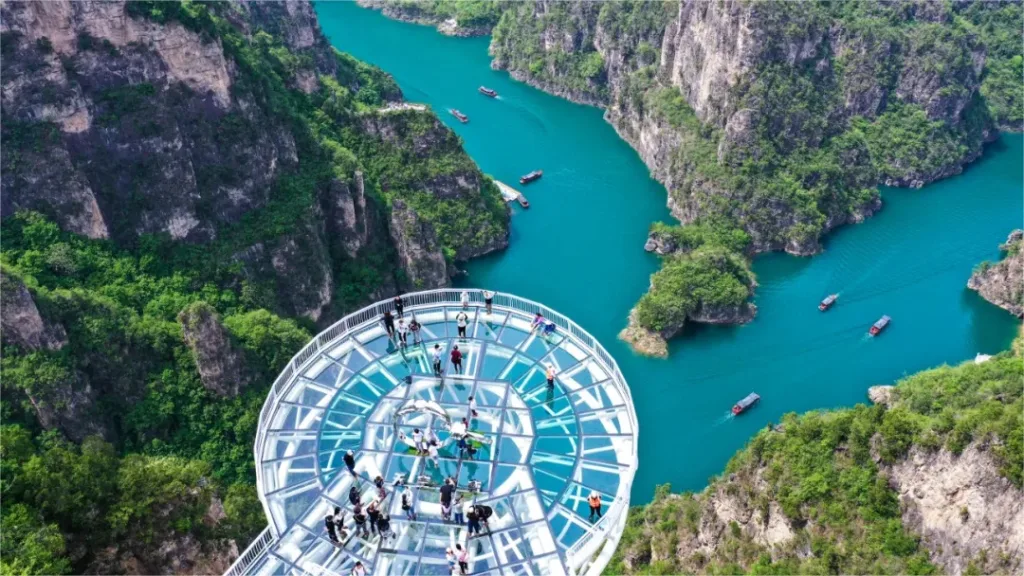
[0,1,506,572]
[610,331,1024,575]
[364,0,1024,355]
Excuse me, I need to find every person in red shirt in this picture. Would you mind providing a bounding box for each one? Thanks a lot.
[450,345,463,374]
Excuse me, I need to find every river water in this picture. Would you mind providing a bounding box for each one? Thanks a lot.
[317,2,1023,501]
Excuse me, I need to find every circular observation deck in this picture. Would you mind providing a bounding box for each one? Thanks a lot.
[248,290,638,576]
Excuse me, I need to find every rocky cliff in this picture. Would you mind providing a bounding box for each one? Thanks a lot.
[0,2,506,573]
[178,302,254,397]
[363,0,1020,352]
[356,0,501,37]
[612,339,1024,574]
[1,0,508,324]
[489,0,1008,253]
[968,229,1024,317]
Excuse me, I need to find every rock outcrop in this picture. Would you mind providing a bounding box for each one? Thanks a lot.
[0,270,67,351]
[867,385,895,406]
[0,0,292,243]
[3,0,509,326]
[486,0,994,255]
[892,444,1024,575]
[612,339,1024,575]
[356,0,492,37]
[389,199,450,290]
[967,230,1024,317]
[0,271,109,442]
[178,302,253,398]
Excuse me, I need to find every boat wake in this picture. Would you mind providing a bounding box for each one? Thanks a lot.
[712,412,735,426]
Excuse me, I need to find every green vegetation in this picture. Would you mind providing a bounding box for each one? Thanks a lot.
[1,0,503,571]
[484,0,1022,342]
[610,334,1024,574]
[958,1,1024,129]
[380,0,506,29]
[635,246,754,333]
[1,212,307,570]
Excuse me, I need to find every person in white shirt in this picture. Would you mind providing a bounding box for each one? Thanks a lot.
[460,290,470,309]
[482,290,494,314]
[427,441,439,467]
[412,428,424,453]
[467,394,478,419]
[396,318,408,347]
[456,310,469,339]
[432,344,443,377]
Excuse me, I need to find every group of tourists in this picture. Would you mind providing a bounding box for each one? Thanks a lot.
[381,309,420,348]
[446,544,470,575]
[380,290,506,350]
[344,476,393,541]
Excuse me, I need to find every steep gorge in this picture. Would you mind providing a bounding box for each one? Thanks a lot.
[365,0,1023,355]
[0,1,507,573]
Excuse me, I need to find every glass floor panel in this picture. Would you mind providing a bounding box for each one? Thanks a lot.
[250,291,637,576]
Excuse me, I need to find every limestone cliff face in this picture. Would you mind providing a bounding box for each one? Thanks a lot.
[178,302,253,397]
[967,230,1024,317]
[389,199,450,290]
[892,444,1024,575]
[3,0,508,324]
[0,271,110,442]
[1,0,292,242]
[0,270,67,351]
[488,0,992,256]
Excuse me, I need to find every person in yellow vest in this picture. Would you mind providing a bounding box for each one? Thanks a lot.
[588,491,602,522]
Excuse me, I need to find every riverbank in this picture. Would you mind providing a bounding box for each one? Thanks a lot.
[316,0,1023,504]
[359,1,1023,357]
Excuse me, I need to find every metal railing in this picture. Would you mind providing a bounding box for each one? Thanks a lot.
[224,526,273,576]
[239,289,639,576]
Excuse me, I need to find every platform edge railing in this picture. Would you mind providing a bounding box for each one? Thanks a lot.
[224,526,273,576]
[249,288,639,572]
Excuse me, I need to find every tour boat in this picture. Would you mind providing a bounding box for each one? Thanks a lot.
[732,393,760,415]
[519,170,543,185]
[478,86,498,97]
[517,194,530,209]
[869,315,891,336]
[449,109,469,123]
[818,294,837,311]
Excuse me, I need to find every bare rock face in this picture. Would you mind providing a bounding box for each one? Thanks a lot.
[178,302,253,398]
[0,270,67,351]
[867,385,895,406]
[618,309,669,359]
[268,223,335,323]
[489,0,985,257]
[389,199,450,291]
[891,444,1024,575]
[1,0,296,244]
[321,172,376,259]
[690,302,756,325]
[967,230,1024,317]
[89,495,239,575]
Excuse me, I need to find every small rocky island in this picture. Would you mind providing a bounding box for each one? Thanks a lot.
[621,224,756,357]
[968,230,1024,317]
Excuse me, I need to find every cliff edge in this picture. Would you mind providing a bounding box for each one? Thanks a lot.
[968,230,1024,317]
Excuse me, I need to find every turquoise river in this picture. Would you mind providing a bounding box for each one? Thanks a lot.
[317,2,1023,503]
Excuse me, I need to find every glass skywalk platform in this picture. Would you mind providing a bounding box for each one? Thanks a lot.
[230,290,638,576]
